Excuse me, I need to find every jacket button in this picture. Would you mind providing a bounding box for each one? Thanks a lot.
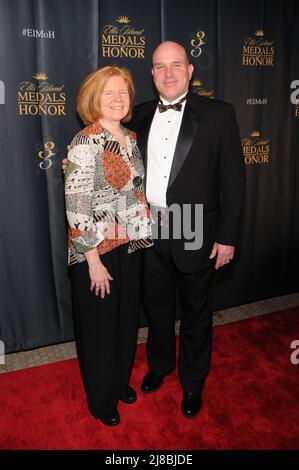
[133,176,142,187]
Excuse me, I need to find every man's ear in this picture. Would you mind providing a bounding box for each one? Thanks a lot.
[188,64,194,80]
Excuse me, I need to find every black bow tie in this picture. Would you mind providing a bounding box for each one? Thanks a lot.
[157,96,187,113]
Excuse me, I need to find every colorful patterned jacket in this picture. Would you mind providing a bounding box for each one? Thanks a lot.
[65,122,152,266]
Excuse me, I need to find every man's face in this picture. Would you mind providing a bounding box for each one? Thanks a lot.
[152,43,194,102]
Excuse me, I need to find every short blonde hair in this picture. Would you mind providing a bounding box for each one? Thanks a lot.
[77,66,135,125]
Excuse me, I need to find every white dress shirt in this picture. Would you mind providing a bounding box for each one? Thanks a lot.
[146,93,187,208]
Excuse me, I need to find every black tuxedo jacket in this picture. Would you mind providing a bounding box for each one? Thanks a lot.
[130,92,245,273]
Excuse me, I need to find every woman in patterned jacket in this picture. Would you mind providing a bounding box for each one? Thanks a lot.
[65,66,152,427]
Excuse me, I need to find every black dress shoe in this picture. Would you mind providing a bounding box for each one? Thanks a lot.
[141,372,164,393]
[98,407,120,426]
[119,385,137,404]
[181,392,202,418]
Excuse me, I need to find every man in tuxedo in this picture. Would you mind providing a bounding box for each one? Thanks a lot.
[131,41,245,418]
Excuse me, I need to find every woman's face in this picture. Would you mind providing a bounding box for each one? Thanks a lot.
[100,75,130,124]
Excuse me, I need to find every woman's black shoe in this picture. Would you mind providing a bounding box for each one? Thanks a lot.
[119,385,137,404]
[98,407,120,426]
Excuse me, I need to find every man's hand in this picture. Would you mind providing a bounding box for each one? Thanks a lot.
[61,158,68,173]
[209,242,235,270]
[61,145,70,174]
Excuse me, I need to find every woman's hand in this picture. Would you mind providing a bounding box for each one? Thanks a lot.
[89,262,113,298]
[85,249,113,298]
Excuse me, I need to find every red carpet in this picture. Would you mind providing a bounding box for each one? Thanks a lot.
[0,307,299,450]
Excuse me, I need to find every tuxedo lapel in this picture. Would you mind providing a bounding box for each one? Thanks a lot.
[136,106,157,174]
[167,101,202,188]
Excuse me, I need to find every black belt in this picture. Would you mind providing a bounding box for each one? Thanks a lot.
[149,204,168,226]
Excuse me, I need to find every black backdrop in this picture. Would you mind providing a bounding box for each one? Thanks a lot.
[0,0,298,352]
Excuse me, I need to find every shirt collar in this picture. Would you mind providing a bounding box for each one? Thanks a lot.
[159,92,188,106]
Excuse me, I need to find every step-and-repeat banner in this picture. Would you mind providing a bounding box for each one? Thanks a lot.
[1,0,298,352]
